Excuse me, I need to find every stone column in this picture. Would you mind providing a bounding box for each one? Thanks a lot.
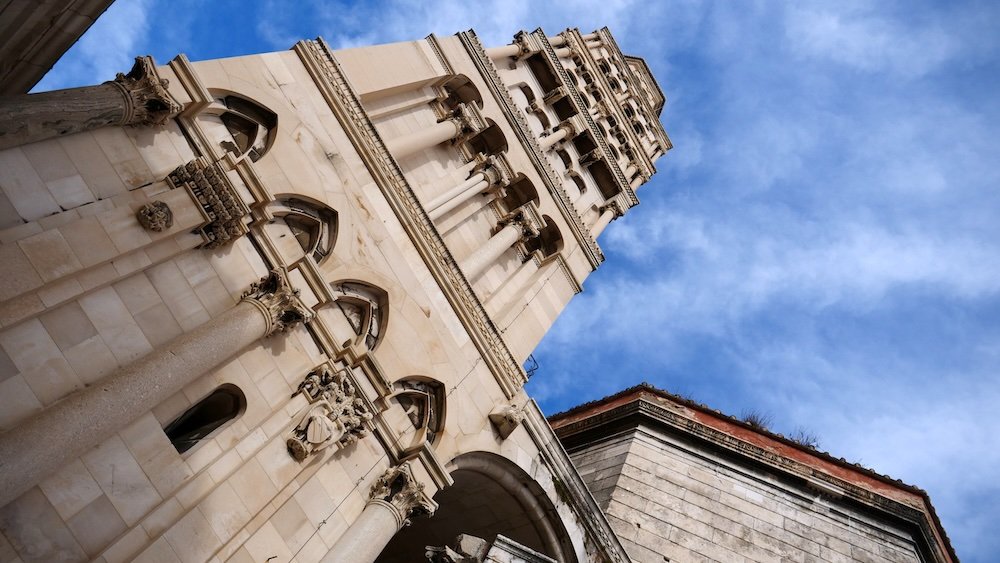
[538,127,569,150]
[485,44,522,59]
[0,269,310,507]
[592,206,617,238]
[386,117,464,160]
[426,172,491,220]
[554,47,573,59]
[322,463,434,563]
[623,163,638,178]
[462,216,534,280]
[0,56,180,151]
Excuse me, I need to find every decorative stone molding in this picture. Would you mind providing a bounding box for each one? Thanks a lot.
[287,365,373,460]
[488,404,524,439]
[370,463,435,525]
[240,268,313,336]
[167,157,250,248]
[135,200,173,232]
[108,56,181,127]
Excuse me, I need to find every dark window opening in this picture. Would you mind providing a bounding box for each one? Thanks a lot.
[276,198,337,264]
[552,98,576,121]
[572,133,597,155]
[164,385,246,454]
[526,54,560,92]
[217,95,277,162]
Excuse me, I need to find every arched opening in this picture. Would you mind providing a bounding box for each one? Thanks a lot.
[441,74,483,110]
[556,149,572,170]
[524,216,563,259]
[567,171,587,195]
[207,92,277,162]
[375,452,575,562]
[500,174,539,211]
[163,384,246,454]
[329,281,388,350]
[465,119,507,156]
[390,378,445,446]
[271,197,337,263]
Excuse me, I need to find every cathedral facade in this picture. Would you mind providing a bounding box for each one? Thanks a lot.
[0,22,667,563]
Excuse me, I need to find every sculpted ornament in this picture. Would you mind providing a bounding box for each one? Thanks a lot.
[109,56,181,127]
[240,269,312,336]
[488,404,524,439]
[426,534,489,563]
[286,366,373,461]
[135,200,173,232]
[370,463,434,525]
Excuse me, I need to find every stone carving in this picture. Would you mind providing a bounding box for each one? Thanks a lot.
[135,200,173,232]
[370,463,434,524]
[286,366,373,461]
[488,404,524,439]
[167,157,249,248]
[426,534,489,562]
[240,269,312,336]
[109,56,181,127]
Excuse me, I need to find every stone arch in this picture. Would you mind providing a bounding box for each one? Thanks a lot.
[465,118,507,156]
[500,174,539,211]
[203,89,278,161]
[269,195,338,264]
[328,280,389,350]
[375,451,576,562]
[441,74,484,110]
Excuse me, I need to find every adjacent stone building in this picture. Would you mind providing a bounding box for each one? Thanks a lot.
[550,385,958,562]
[0,20,668,563]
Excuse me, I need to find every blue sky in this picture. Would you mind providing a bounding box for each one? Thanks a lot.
[39,1,1000,560]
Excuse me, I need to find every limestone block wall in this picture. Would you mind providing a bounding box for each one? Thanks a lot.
[569,427,925,563]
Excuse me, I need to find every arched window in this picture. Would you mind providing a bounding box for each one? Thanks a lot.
[524,216,564,259]
[211,94,277,162]
[568,171,587,195]
[556,149,572,170]
[272,198,337,263]
[163,384,246,454]
[440,75,483,110]
[393,379,445,445]
[331,281,388,350]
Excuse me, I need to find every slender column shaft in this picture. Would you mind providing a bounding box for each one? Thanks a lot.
[547,35,567,47]
[555,47,572,59]
[0,270,307,507]
[631,175,644,189]
[592,208,616,238]
[457,159,480,178]
[539,128,569,150]
[462,223,522,280]
[486,44,522,60]
[322,500,401,563]
[0,56,178,151]
[385,119,461,160]
[427,173,490,220]
[582,32,600,41]
[624,164,638,177]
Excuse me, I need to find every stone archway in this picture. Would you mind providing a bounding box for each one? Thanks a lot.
[375,452,575,562]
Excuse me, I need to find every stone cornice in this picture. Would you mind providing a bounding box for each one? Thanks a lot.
[559,28,654,180]
[456,31,605,269]
[520,401,632,563]
[294,39,527,399]
[531,30,639,208]
[556,397,955,563]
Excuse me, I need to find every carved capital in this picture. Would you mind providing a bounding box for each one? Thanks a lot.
[370,463,434,525]
[241,268,313,336]
[135,200,173,232]
[287,365,373,461]
[109,56,181,127]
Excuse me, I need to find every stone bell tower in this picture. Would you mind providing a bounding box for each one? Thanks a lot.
[0,20,669,563]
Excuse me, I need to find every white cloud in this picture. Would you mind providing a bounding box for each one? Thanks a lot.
[34,0,154,91]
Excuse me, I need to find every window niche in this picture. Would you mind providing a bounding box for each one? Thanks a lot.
[206,93,277,162]
[329,281,388,350]
[272,198,337,264]
[163,384,246,454]
[392,379,445,446]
